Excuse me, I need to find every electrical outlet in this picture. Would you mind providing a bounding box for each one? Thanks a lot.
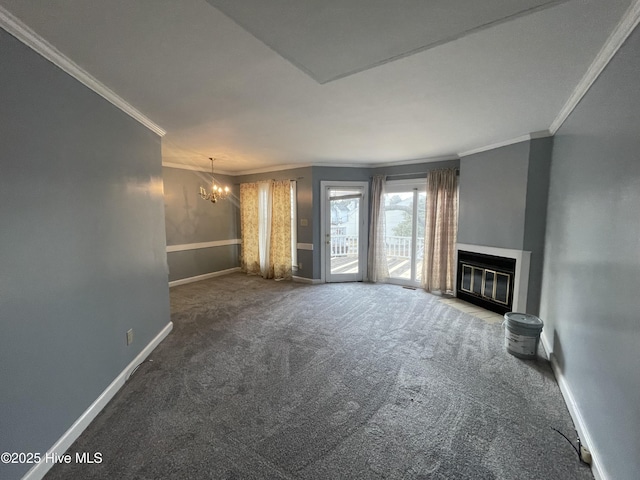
[126,329,134,345]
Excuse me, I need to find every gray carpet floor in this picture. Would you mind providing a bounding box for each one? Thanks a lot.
[46,274,592,479]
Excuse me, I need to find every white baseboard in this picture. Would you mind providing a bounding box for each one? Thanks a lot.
[292,275,323,284]
[542,331,607,480]
[22,322,173,480]
[168,267,241,287]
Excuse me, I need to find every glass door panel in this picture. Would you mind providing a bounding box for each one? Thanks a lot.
[415,191,426,283]
[383,182,426,286]
[383,191,414,280]
[329,189,361,278]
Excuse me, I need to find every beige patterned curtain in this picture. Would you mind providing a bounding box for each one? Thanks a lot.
[240,183,261,275]
[422,168,459,294]
[240,180,292,280]
[367,175,389,282]
[270,180,292,280]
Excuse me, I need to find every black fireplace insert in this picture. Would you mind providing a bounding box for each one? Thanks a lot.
[456,250,515,315]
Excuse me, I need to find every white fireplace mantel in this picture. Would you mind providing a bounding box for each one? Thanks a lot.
[455,243,531,313]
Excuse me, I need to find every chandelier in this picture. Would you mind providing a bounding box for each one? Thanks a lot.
[199,157,230,203]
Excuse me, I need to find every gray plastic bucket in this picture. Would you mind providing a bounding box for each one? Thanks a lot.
[503,312,543,359]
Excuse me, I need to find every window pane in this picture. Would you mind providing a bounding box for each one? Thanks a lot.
[383,191,414,280]
[415,192,426,283]
[330,190,360,275]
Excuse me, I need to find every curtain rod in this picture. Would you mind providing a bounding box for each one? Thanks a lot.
[234,177,303,185]
[372,168,459,179]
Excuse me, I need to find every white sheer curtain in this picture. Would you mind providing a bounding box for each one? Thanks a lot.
[367,175,389,282]
[257,181,273,278]
[422,168,459,293]
[290,181,297,271]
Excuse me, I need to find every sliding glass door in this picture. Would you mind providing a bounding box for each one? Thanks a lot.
[321,181,369,283]
[383,180,426,286]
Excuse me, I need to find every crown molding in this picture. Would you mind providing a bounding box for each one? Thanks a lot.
[550,0,640,134]
[458,134,531,157]
[162,162,235,175]
[372,155,459,168]
[162,162,209,172]
[458,130,552,157]
[164,160,312,176]
[0,6,166,137]
[529,129,552,140]
[165,140,552,175]
[233,155,460,175]
[234,163,314,175]
[165,154,463,176]
[312,162,373,169]
[309,153,460,171]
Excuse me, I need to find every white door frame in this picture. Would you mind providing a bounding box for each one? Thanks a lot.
[320,181,369,283]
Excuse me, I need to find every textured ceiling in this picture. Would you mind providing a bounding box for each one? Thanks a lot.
[207,0,566,84]
[0,0,633,173]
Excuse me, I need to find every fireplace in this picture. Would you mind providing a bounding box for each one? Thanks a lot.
[456,250,516,314]
[456,243,531,314]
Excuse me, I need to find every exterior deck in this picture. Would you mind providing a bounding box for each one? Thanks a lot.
[331,254,423,281]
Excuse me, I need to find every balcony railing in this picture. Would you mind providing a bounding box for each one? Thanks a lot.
[330,234,424,258]
[385,236,424,258]
[330,234,356,256]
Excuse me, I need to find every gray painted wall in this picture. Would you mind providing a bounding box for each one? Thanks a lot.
[0,29,170,480]
[163,166,240,281]
[523,137,553,314]
[458,140,552,314]
[167,245,240,282]
[540,26,640,480]
[164,167,239,244]
[458,141,530,250]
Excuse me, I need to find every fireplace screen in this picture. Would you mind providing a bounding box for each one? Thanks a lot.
[457,251,515,314]
[460,265,510,305]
